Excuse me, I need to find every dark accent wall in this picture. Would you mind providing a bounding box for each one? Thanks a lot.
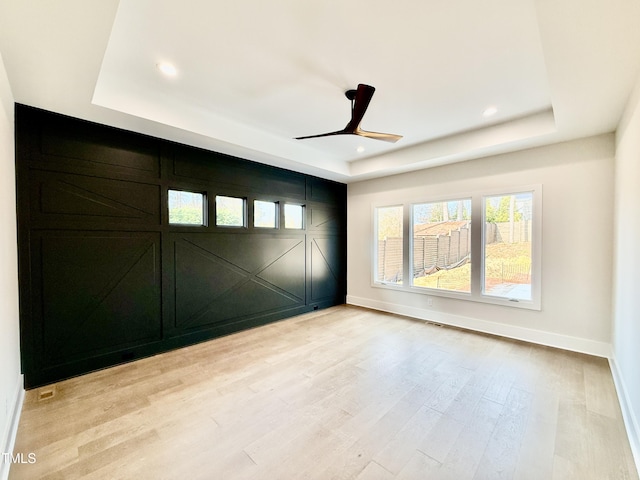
[15,104,347,388]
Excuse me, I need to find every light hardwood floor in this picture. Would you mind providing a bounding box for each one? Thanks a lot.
[9,306,638,479]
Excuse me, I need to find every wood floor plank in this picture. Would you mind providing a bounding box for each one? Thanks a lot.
[354,461,394,480]
[7,305,638,480]
[373,404,442,474]
[395,450,442,479]
[472,387,533,479]
[583,357,622,419]
[512,387,559,480]
[416,412,467,464]
[586,409,638,480]
[437,397,503,480]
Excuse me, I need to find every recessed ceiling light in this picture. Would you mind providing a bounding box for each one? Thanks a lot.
[483,106,498,117]
[357,146,365,153]
[157,62,177,77]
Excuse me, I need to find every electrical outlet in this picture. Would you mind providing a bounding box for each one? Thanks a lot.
[427,297,433,307]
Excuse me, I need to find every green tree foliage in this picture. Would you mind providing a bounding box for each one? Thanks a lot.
[216,206,243,226]
[429,203,444,222]
[414,200,471,224]
[169,206,202,225]
[377,206,402,240]
[485,196,522,223]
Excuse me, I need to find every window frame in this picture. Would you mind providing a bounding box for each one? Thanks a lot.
[372,204,406,287]
[372,185,542,310]
[253,199,279,229]
[409,197,473,295]
[479,187,541,309]
[215,194,246,228]
[283,203,305,230]
[168,189,207,227]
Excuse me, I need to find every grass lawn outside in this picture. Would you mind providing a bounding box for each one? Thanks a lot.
[412,241,531,294]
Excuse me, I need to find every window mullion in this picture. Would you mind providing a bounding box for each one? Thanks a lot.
[403,203,411,287]
[470,194,484,298]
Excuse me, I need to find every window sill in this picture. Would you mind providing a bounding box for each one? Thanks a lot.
[371,281,541,311]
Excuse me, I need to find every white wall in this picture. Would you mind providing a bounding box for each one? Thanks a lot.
[347,134,615,356]
[0,50,23,480]
[612,72,640,468]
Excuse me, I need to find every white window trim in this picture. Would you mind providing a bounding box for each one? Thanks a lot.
[372,185,542,311]
[409,196,472,296]
[372,203,405,288]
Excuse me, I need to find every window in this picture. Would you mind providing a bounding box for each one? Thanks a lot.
[374,205,403,285]
[483,192,533,301]
[284,204,304,229]
[168,190,205,225]
[215,195,245,227]
[411,199,471,293]
[254,200,278,228]
[373,186,541,309]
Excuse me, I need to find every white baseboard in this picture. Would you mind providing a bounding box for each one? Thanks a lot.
[346,295,612,358]
[609,356,640,474]
[1,375,24,480]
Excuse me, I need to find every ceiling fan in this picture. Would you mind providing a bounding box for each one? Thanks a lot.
[295,83,403,143]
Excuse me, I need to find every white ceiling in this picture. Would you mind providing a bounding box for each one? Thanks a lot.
[1,0,639,182]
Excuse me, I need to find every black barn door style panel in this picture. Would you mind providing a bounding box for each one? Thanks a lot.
[309,235,346,305]
[16,104,346,388]
[27,231,162,387]
[163,233,307,336]
[30,170,162,227]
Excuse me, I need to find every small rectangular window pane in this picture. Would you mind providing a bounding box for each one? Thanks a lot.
[484,192,533,300]
[168,190,204,225]
[254,200,277,228]
[284,204,304,229]
[216,195,245,227]
[411,199,471,292]
[375,206,403,284]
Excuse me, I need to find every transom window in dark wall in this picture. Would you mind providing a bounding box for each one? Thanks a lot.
[254,200,278,228]
[284,204,304,229]
[168,190,205,225]
[216,195,245,227]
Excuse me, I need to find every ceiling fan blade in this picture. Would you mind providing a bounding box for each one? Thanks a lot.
[355,129,403,143]
[294,83,402,143]
[345,84,375,132]
[294,129,348,140]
